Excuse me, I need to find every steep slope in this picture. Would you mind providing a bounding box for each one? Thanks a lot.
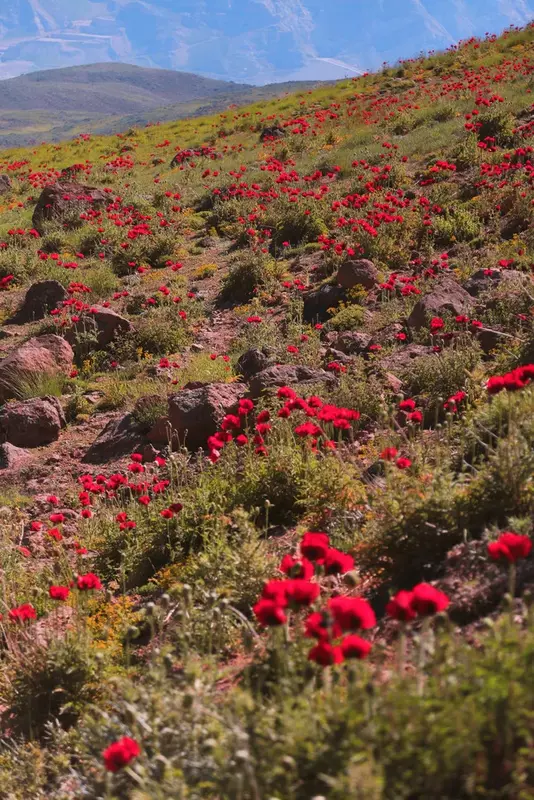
[0,23,532,800]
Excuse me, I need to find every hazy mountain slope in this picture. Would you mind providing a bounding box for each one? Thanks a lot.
[0,63,323,147]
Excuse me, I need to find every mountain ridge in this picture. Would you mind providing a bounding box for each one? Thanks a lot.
[0,62,325,147]
[1,0,532,83]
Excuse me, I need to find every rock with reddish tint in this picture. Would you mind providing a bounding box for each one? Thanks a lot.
[32,181,108,234]
[83,413,146,463]
[336,259,378,290]
[248,364,336,398]
[303,285,346,323]
[7,280,67,324]
[372,323,405,345]
[406,279,473,329]
[0,175,12,195]
[0,335,74,403]
[66,305,132,349]
[378,344,435,375]
[0,442,31,469]
[0,396,66,448]
[167,383,246,451]
[236,348,273,380]
[331,331,372,355]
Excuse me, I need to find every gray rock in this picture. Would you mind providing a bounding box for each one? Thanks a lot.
[236,348,273,380]
[166,382,246,451]
[7,280,67,324]
[83,413,146,463]
[303,285,346,323]
[249,364,336,398]
[32,181,108,234]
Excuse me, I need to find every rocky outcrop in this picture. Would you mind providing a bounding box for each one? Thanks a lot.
[0,335,73,404]
[166,383,246,451]
[66,305,132,349]
[0,175,12,195]
[303,285,346,323]
[0,442,32,469]
[0,396,66,447]
[6,280,67,324]
[32,181,108,234]
[248,364,336,398]
[236,348,274,380]
[336,259,378,290]
[259,126,286,142]
[407,279,473,329]
[82,413,146,463]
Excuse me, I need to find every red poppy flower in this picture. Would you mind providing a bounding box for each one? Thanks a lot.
[386,590,417,621]
[300,531,330,562]
[329,596,376,631]
[304,610,342,640]
[323,548,354,575]
[396,457,412,470]
[77,573,103,591]
[49,585,70,601]
[380,447,398,461]
[253,598,287,626]
[280,554,314,580]
[284,579,320,608]
[409,583,449,616]
[308,640,344,666]
[9,603,37,623]
[488,532,532,563]
[103,737,140,772]
[341,635,372,659]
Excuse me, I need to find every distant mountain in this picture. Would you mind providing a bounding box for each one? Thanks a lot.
[0,62,324,148]
[0,63,251,115]
[0,0,532,84]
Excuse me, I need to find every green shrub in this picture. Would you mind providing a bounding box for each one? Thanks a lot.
[219,250,285,304]
[328,302,365,331]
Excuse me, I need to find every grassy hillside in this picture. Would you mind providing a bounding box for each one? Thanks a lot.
[0,63,325,147]
[0,23,533,799]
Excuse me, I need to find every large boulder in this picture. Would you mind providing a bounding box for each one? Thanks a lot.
[166,383,246,451]
[0,442,31,469]
[6,280,67,324]
[406,279,473,329]
[0,396,65,448]
[83,413,146,464]
[66,305,132,349]
[0,335,73,404]
[248,364,336,398]
[303,285,346,323]
[32,181,108,234]
[336,259,378,290]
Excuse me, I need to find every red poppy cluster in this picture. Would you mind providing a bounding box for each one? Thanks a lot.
[486,364,534,394]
